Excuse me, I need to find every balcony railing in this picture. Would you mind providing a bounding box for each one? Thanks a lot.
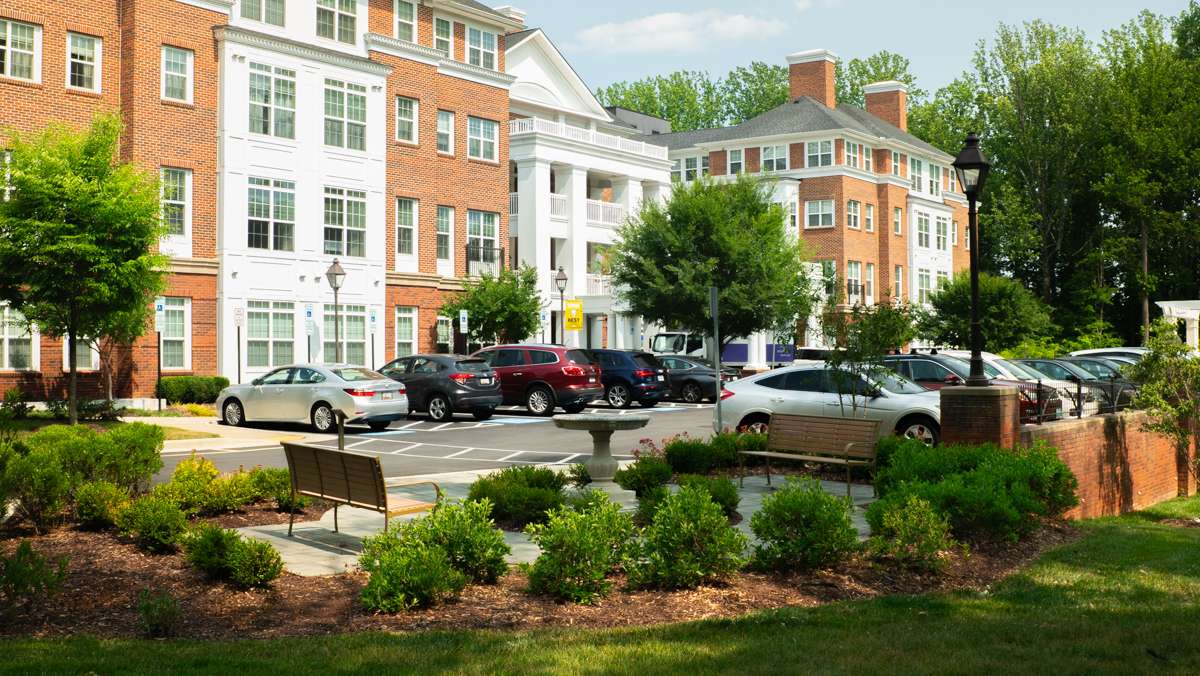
[587,199,626,227]
[586,273,612,296]
[509,192,518,216]
[466,243,504,278]
[550,193,569,220]
[509,117,669,161]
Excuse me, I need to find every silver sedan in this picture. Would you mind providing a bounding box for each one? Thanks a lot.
[217,364,408,433]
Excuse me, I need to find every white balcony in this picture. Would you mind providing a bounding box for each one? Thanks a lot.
[550,193,569,220]
[587,199,626,227]
[586,273,612,296]
[509,117,669,161]
[509,192,518,215]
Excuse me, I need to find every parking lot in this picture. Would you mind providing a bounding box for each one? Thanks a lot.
[159,402,715,479]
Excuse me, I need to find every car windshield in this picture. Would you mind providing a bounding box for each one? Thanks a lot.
[994,358,1037,380]
[1074,360,1117,379]
[868,369,927,395]
[942,356,1001,379]
[650,334,685,353]
[565,349,593,365]
[454,359,490,372]
[332,367,385,382]
[1053,360,1095,380]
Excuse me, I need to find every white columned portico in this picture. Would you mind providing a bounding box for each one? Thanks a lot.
[517,157,553,293]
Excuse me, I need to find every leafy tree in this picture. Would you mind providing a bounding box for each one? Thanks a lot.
[907,76,982,154]
[611,175,814,349]
[835,51,927,109]
[441,266,541,347]
[0,114,166,423]
[1127,319,1200,484]
[821,296,915,415]
[721,62,789,125]
[1176,0,1200,60]
[595,71,724,132]
[915,272,1053,352]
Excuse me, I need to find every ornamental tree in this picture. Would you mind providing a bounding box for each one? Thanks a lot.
[915,271,1053,352]
[441,266,542,347]
[1126,318,1200,484]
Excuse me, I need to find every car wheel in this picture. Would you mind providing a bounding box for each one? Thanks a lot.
[526,386,555,416]
[367,421,391,432]
[738,414,770,435]
[471,407,495,421]
[310,403,336,433]
[222,399,245,427]
[606,383,632,409]
[681,383,703,403]
[427,394,452,422]
[561,403,587,414]
[897,416,939,446]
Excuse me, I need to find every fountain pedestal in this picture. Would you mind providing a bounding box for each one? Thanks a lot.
[553,414,651,509]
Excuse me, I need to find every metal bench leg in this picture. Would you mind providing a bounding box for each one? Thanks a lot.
[766,456,771,487]
[738,454,745,488]
[288,500,295,537]
[846,463,852,502]
[334,504,339,533]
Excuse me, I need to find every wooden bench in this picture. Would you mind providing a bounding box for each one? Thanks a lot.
[281,441,442,536]
[739,414,880,498]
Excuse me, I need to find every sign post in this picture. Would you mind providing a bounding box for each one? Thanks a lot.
[369,309,378,369]
[154,298,165,412]
[710,287,721,429]
[234,306,243,385]
[458,309,469,336]
[304,304,314,362]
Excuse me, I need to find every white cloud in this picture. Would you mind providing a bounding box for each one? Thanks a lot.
[795,0,843,10]
[573,10,787,55]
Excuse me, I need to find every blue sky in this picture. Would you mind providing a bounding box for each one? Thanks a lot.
[511,0,1192,94]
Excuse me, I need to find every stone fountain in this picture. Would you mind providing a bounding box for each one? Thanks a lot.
[553,413,650,509]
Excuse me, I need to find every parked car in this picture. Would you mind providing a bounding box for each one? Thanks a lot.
[1016,358,1135,412]
[1068,347,1149,362]
[940,349,1079,417]
[716,364,942,445]
[658,354,721,403]
[378,354,502,422]
[472,344,603,416]
[217,364,408,433]
[582,349,668,408]
[882,352,1061,423]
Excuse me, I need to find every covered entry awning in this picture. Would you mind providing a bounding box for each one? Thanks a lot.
[1156,300,1200,349]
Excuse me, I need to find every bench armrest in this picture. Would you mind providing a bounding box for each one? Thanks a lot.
[842,441,875,460]
[383,479,444,504]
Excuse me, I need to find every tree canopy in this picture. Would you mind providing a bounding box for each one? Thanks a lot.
[441,266,542,347]
[915,272,1054,352]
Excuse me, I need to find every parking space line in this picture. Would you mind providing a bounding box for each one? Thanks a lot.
[397,421,424,430]
[556,453,581,464]
[496,451,524,462]
[444,447,477,458]
[346,439,378,449]
[389,442,422,455]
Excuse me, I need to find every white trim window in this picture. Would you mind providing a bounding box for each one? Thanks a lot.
[246,300,294,368]
[249,62,296,138]
[684,156,699,182]
[786,199,798,232]
[436,110,454,154]
[396,197,417,257]
[865,204,874,232]
[844,140,860,169]
[891,151,901,176]
[436,316,452,353]
[317,0,357,44]
[671,159,681,183]
[0,306,35,371]
[1,150,11,202]
[467,209,498,260]
[324,79,367,150]
[807,140,832,167]
[247,177,295,251]
[434,17,453,55]
[62,337,99,372]
[846,200,860,229]
[952,219,959,247]
[937,270,950,290]
[948,171,958,194]
[241,0,285,26]
[160,297,191,370]
[467,116,497,161]
[819,260,837,297]
[910,157,924,192]
[864,146,873,172]
[805,200,834,229]
[964,222,970,250]
[762,145,787,172]
[323,187,366,257]
[936,216,948,251]
[324,304,366,365]
[66,33,100,92]
[0,19,39,82]
[394,306,417,358]
[893,207,902,235]
[436,205,454,272]
[467,26,497,70]
[728,148,743,174]
[161,46,193,104]
[917,269,932,305]
[917,213,930,248]
[395,96,418,144]
[928,164,941,197]
[160,167,191,238]
[846,261,862,303]
[395,0,416,42]
[865,262,875,305]
[893,265,904,301]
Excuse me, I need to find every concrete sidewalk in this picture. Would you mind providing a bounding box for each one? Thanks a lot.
[239,468,876,577]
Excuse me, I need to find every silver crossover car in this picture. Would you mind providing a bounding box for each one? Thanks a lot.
[217,364,408,433]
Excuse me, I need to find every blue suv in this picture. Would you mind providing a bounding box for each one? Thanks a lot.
[583,349,668,408]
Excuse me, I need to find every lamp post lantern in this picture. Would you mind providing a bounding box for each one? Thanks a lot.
[952,133,992,387]
[325,258,346,363]
[555,266,568,344]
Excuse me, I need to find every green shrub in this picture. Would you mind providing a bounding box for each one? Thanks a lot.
[156,376,230,405]
[750,478,859,572]
[0,541,67,618]
[182,403,216,417]
[677,474,739,517]
[873,440,996,497]
[198,472,256,515]
[227,539,284,588]
[136,587,181,638]
[867,495,958,572]
[359,540,467,612]
[247,467,309,512]
[663,438,715,474]
[627,486,746,590]
[635,485,670,525]
[74,480,130,530]
[466,465,567,527]
[153,453,220,515]
[1,388,31,420]
[366,500,510,585]
[1,445,71,532]
[77,399,123,421]
[565,464,591,488]
[613,456,672,497]
[736,433,769,455]
[707,432,741,468]
[117,497,187,553]
[182,523,241,579]
[524,496,635,604]
[872,434,912,471]
[23,423,163,494]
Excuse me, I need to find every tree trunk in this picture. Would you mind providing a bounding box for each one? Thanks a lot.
[1141,221,1150,344]
[68,301,78,425]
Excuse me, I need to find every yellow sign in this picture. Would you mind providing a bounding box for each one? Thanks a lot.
[564,300,584,331]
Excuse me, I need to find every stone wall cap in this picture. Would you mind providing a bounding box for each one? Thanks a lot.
[940,385,1019,396]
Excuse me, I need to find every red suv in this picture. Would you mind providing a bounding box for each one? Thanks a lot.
[472,345,603,415]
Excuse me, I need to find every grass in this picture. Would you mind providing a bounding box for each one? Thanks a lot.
[3,418,217,442]
[3,500,1200,674]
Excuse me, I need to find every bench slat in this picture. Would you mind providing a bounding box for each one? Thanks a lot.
[761,414,881,462]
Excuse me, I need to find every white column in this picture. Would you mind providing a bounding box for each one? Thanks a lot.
[624,179,644,218]
[517,159,553,338]
[1187,317,1199,351]
[564,165,589,347]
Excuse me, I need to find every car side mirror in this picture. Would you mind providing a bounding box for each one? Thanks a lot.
[251,378,263,387]
[944,374,962,385]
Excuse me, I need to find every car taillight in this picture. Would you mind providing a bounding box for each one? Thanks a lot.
[720,388,735,400]
[633,369,655,378]
[344,388,376,398]
[448,373,473,384]
[562,365,587,377]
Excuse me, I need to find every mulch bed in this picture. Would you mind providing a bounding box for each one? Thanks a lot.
[1160,518,1200,528]
[199,501,333,529]
[0,520,1080,640]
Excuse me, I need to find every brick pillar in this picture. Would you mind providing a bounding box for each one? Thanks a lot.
[939,385,1020,448]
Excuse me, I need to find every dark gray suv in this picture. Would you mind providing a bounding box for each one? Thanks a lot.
[379,354,502,422]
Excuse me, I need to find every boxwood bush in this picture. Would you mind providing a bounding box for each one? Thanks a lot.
[466,466,566,527]
[364,500,511,585]
[749,478,859,572]
[359,539,466,612]
[156,376,230,405]
[867,495,958,572]
[677,475,739,518]
[627,486,746,590]
[117,497,187,553]
[183,523,242,579]
[613,456,671,497]
[227,539,284,588]
[0,445,71,532]
[524,496,635,604]
[74,480,130,530]
[248,467,310,512]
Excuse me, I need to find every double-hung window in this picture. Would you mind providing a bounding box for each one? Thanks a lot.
[394,307,417,358]
[0,20,38,82]
[324,304,366,365]
[865,204,874,232]
[891,150,901,176]
[467,26,497,70]
[701,154,710,177]
[247,301,294,368]
[910,158,924,192]
[846,261,862,302]
[434,17,452,55]
[670,159,682,183]
[917,269,932,305]
[437,110,454,154]
[893,265,904,300]
[467,116,497,161]
[864,146,873,172]
[762,145,787,172]
[395,96,417,144]
[241,0,285,26]
[728,148,743,175]
[67,33,100,92]
[160,297,190,370]
[845,140,859,168]
[893,207,902,235]
[317,0,356,44]
[247,177,295,251]
[820,261,837,296]
[952,220,959,246]
[805,200,834,229]
[325,79,366,150]
[323,187,366,257]
[0,306,33,370]
[160,168,190,237]
[937,270,949,290]
[396,198,416,257]
[846,200,860,229]
[436,206,453,263]
[865,263,875,305]
[807,140,831,167]
[936,217,948,251]
[1,151,11,202]
[684,157,698,182]
[928,164,941,196]
[161,46,193,103]
[468,210,497,249]
[249,63,296,138]
[436,316,452,353]
[917,213,930,248]
[395,0,416,41]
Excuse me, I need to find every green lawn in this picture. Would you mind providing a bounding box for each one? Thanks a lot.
[6,418,216,441]
[4,499,1200,675]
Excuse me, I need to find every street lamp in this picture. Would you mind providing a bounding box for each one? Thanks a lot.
[555,266,568,344]
[952,132,992,387]
[325,258,346,363]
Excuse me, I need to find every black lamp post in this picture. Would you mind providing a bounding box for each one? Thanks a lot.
[325,258,346,363]
[952,133,992,387]
[555,266,568,344]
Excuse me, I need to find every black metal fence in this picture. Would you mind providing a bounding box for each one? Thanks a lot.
[1016,378,1135,424]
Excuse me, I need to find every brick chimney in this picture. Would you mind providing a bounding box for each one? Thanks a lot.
[864,80,908,131]
[787,49,838,108]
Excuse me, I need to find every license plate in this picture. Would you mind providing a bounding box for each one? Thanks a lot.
[588,377,596,383]
[657,375,664,382]
[381,392,394,401]
[479,378,492,385]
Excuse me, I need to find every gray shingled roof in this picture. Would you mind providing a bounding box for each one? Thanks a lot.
[656,97,946,157]
[505,28,537,45]
[454,0,517,22]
